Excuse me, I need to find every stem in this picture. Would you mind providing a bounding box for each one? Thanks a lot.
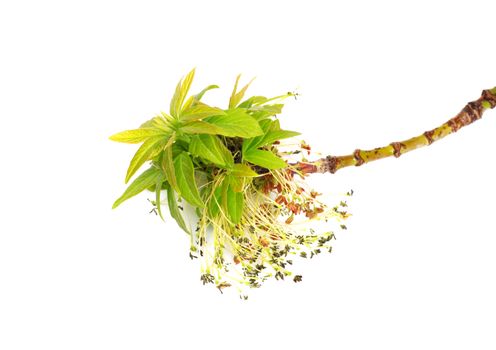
[298,88,496,174]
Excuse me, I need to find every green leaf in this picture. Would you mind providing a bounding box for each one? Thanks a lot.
[241,91,294,110]
[183,85,219,110]
[170,68,196,118]
[238,96,268,108]
[243,149,287,169]
[220,177,230,215]
[229,75,255,109]
[180,103,226,122]
[206,109,263,138]
[172,136,190,155]
[161,135,179,194]
[155,180,165,221]
[208,176,232,218]
[227,187,244,224]
[250,104,284,120]
[207,185,223,218]
[109,128,167,144]
[167,185,190,234]
[160,111,176,123]
[228,175,244,192]
[113,167,162,209]
[242,119,275,153]
[125,135,168,183]
[207,186,219,217]
[180,121,225,135]
[174,152,204,207]
[194,84,219,101]
[271,118,281,130]
[139,115,173,131]
[231,163,258,177]
[189,134,233,167]
[257,130,300,149]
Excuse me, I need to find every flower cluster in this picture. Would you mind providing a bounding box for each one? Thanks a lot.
[185,141,352,296]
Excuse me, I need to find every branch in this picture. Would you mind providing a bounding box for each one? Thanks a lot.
[297,87,496,175]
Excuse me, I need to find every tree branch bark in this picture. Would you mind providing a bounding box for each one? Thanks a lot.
[296,88,496,175]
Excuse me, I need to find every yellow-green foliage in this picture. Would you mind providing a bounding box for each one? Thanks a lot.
[111,70,349,295]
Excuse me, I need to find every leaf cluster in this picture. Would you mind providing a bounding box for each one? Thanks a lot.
[110,69,300,230]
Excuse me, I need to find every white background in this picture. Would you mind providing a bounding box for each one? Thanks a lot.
[1,1,496,349]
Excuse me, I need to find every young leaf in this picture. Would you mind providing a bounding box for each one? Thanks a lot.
[206,109,263,138]
[271,118,281,130]
[231,163,258,177]
[189,134,233,167]
[167,185,190,234]
[113,167,162,209]
[229,75,255,109]
[256,130,301,149]
[227,186,244,224]
[243,149,287,169]
[174,152,204,207]
[139,115,173,131]
[238,96,268,108]
[229,175,244,192]
[109,128,167,144]
[161,135,179,194]
[160,111,176,123]
[207,185,222,218]
[180,103,226,122]
[250,104,284,120]
[242,119,273,153]
[193,84,219,102]
[125,135,168,183]
[170,68,196,118]
[183,85,219,110]
[155,180,165,221]
[220,177,230,215]
[206,176,229,218]
[180,121,225,135]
